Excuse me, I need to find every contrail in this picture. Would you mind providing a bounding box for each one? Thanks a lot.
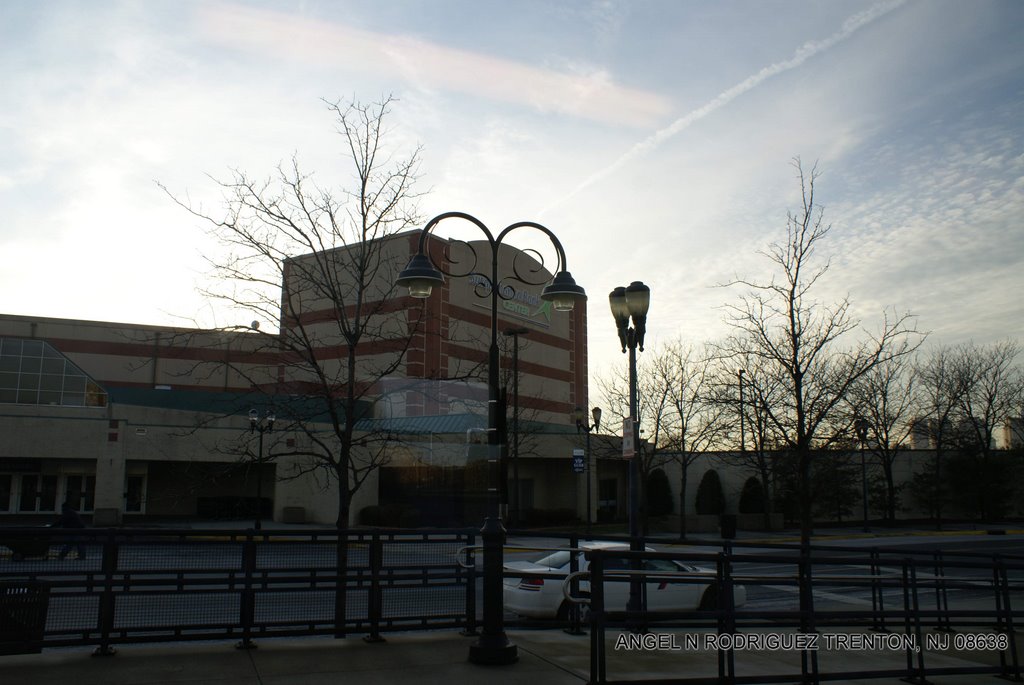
[542,0,907,214]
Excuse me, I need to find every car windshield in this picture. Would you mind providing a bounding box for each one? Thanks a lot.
[531,550,571,569]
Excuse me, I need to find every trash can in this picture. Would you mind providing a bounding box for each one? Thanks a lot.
[719,514,737,540]
[0,581,51,655]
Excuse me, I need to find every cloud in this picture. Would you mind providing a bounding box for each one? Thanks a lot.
[195,3,670,128]
[543,0,907,214]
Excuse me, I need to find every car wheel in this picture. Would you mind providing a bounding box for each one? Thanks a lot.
[699,585,718,611]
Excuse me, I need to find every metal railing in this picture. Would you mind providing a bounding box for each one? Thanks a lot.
[0,527,476,653]
[573,544,1024,685]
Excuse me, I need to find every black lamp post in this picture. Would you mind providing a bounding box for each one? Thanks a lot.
[397,212,585,666]
[248,408,275,530]
[574,405,602,535]
[504,327,530,528]
[854,417,870,532]
[609,281,650,625]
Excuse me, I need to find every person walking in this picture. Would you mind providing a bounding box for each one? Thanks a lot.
[55,501,87,560]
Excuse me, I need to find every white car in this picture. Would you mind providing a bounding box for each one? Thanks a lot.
[503,541,746,620]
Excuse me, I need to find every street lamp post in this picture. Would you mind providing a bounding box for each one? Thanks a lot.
[397,212,586,666]
[248,408,275,530]
[855,417,870,533]
[574,405,602,535]
[609,281,650,626]
[504,327,530,528]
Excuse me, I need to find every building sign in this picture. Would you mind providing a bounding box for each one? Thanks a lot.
[622,418,635,459]
[467,275,552,325]
[572,448,585,473]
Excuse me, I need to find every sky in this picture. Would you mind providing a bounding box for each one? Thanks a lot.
[2,0,1023,386]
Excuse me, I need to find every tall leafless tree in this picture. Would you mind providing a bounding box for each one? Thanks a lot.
[911,345,963,526]
[654,341,731,539]
[716,346,788,530]
[721,158,923,545]
[847,352,918,524]
[162,96,426,530]
[949,341,1022,519]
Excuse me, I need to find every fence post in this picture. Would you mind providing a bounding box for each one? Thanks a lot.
[461,531,478,636]
[589,550,606,685]
[797,543,818,684]
[994,556,1022,681]
[901,560,928,683]
[364,534,385,643]
[933,550,952,633]
[870,548,888,632]
[565,533,584,635]
[93,529,118,657]
[334,530,349,639]
[715,550,737,683]
[236,532,257,649]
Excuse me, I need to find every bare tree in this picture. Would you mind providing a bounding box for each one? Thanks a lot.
[596,339,729,536]
[653,341,731,539]
[717,346,789,530]
[721,158,923,545]
[911,345,963,526]
[596,352,671,531]
[848,352,918,524]
[949,341,1023,519]
[954,341,1022,456]
[162,95,425,530]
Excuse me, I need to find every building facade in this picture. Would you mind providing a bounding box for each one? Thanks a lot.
[0,231,609,526]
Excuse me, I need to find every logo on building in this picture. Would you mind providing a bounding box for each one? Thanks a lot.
[467,275,552,324]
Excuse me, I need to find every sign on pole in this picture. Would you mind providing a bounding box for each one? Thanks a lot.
[571,448,585,473]
[622,418,635,459]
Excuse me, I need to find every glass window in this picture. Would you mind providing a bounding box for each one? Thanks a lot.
[41,357,65,374]
[22,340,43,357]
[19,475,38,512]
[64,475,96,512]
[39,475,57,512]
[38,391,62,405]
[0,475,11,512]
[0,338,107,407]
[1,338,21,356]
[532,550,571,569]
[125,475,145,512]
[63,376,86,393]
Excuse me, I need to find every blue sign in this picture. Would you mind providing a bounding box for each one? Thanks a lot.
[572,449,585,474]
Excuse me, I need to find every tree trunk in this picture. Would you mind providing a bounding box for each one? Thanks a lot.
[678,466,689,540]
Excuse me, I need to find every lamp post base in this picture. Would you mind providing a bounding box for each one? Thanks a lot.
[468,635,519,665]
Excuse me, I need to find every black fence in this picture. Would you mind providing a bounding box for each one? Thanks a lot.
[0,527,476,653]
[575,542,1024,685]
[3,526,1024,685]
